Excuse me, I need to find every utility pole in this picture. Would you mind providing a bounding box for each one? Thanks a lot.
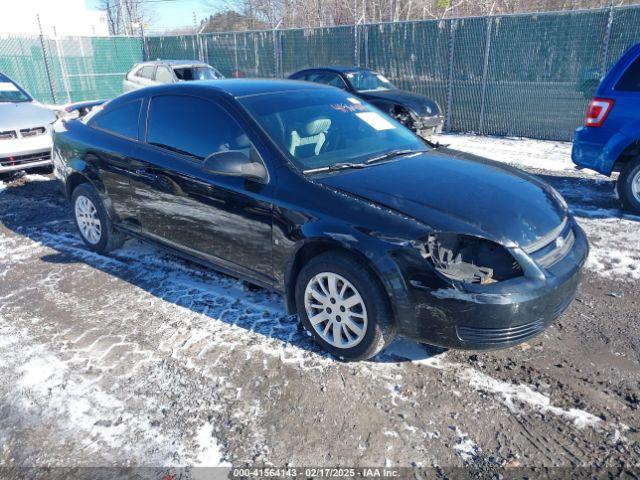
[37,14,57,104]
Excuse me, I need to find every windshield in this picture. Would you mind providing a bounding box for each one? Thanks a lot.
[0,76,31,103]
[346,70,395,92]
[173,66,224,81]
[240,89,427,172]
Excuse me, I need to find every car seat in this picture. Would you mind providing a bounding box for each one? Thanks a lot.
[289,118,331,157]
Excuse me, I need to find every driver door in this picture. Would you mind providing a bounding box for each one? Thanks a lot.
[128,94,274,284]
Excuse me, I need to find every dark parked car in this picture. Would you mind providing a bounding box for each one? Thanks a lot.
[53,80,587,360]
[289,67,444,139]
[572,43,640,214]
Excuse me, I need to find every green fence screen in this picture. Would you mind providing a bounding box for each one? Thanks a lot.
[2,6,640,140]
[0,35,142,104]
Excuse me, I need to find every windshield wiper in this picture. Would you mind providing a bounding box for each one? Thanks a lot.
[364,149,424,165]
[303,162,368,175]
[422,138,445,149]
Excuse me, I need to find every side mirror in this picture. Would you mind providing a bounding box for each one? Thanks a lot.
[202,150,268,183]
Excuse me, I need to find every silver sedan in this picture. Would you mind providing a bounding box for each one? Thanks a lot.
[0,73,57,174]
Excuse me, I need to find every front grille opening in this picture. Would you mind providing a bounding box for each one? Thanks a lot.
[457,320,546,344]
[20,126,46,138]
[0,130,17,140]
[0,150,51,167]
[527,221,575,269]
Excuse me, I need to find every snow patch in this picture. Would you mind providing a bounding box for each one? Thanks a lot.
[23,174,53,183]
[392,342,602,429]
[19,356,63,394]
[0,319,231,465]
[436,133,584,174]
[459,368,601,429]
[577,215,640,280]
[452,427,479,462]
[194,423,231,467]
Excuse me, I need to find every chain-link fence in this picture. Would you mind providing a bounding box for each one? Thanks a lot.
[2,5,640,140]
[0,34,143,104]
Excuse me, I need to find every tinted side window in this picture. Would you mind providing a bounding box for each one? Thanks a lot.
[616,56,640,92]
[147,95,249,160]
[307,72,346,89]
[90,100,141,139]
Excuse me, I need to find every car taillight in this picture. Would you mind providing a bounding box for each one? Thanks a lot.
[584,98,614,127]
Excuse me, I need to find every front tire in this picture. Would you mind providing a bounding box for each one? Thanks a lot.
[71,183,124,254]
[617,157,640,215]
[295,251,396,361]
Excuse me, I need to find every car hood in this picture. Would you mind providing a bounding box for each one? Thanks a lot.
[0,101,57,131]
[316,149,567,249]
[357,89,441,117]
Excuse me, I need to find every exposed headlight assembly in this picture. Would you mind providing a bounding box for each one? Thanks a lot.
[420,233,523,285]
[390,106,413,127]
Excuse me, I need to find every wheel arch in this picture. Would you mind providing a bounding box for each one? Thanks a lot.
[613,139,640,173]
[283,239,398,325]
[65,171,93,199]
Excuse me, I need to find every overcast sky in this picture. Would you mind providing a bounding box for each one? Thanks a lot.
[85,0,223,31]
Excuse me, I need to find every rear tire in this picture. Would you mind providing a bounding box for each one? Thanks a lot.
[295,251,396,361]
[617,157,640,214]
[71,183,125,254]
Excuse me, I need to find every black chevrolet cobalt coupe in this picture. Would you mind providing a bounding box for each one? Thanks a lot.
[53,80,588,361]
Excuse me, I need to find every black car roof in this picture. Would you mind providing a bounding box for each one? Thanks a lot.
[108,79,335,107]
[292,66,372,75]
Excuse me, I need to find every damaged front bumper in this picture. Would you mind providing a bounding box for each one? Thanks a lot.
[393,222,589,350]
[411,115,444,139]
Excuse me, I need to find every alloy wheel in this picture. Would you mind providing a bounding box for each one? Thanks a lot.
[304,272,368,349]
[632,169,640,203]
[74,195,102,245]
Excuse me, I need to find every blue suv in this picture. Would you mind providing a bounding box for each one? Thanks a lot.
[572,43,640,214]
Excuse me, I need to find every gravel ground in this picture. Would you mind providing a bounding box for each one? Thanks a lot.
[0,135,638,477]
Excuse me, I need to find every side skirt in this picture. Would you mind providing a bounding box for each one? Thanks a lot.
[115,226,283,295]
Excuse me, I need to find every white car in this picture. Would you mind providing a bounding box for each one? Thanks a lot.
[123,60,225,92]
[0,73,57,174]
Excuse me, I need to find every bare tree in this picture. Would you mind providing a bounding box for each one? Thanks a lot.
[192,0,639,32]
[96,0,157,35]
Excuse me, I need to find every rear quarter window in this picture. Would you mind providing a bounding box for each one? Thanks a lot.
[89,100,141,140]
[155,67,173,83]
[616,56,640,92]
[138,65,156,79]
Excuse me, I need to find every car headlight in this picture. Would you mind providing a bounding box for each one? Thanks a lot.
[417,233,523,285]
[549,186,568,211]
[390,106,413,127]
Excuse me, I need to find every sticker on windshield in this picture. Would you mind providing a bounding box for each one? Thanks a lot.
[331,102,365,113]
[356,112,396,131]
[0,82,19,92]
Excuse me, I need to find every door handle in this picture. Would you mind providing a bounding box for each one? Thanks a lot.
[135,168,157,181]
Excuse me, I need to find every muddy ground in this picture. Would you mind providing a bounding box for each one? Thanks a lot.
[0,149,638,478]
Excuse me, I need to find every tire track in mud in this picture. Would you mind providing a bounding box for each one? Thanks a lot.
[1,174,638,468]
